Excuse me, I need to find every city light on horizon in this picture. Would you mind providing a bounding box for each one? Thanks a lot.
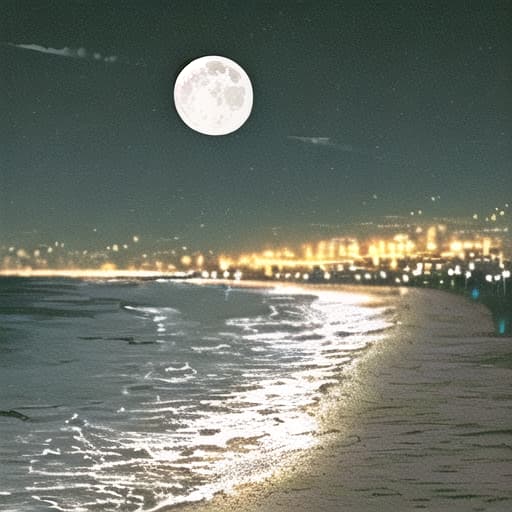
[1,219,510,285]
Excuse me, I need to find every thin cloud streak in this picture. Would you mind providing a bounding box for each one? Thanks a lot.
[288,135,358,153]
[7,43,119,63]
[288,135,334,146]
[287,135,387,162]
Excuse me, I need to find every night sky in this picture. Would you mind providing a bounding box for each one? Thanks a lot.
[2,0,511,252]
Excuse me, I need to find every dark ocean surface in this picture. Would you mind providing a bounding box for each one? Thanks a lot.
[0,278,394,511]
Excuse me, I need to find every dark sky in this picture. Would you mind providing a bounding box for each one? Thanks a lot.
[1,0,511,251]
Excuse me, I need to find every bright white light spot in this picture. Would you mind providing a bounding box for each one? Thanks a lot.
[174,55,253,135]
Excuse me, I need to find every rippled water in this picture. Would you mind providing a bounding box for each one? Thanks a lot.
[0,278,395,511]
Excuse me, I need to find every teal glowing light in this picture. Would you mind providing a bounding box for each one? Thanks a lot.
[498,319,506,335]
[471,288,480,300]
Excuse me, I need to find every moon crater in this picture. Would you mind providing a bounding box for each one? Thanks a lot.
[224,86,245,110]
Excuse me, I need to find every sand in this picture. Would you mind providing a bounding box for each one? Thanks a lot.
[172,286,512,512]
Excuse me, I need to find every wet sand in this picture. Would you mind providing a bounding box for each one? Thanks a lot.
[176,286,512,512]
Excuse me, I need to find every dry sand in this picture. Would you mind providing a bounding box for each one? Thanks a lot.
[173,285,512,511]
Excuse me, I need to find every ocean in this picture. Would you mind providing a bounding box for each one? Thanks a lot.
[0,278,395,511]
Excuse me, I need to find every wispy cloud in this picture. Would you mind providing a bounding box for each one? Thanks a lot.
[287,135,357,153]
[288,135,333,146]
[7,43,119,63]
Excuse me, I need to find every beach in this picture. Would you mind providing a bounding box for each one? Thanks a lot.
[178,286,512,512]
[0,278,396,511]
[1,279,511,511]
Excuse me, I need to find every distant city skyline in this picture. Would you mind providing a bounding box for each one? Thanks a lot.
[2,1,511,252]
[2,212,510,273]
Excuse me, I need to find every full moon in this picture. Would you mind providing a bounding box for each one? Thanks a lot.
[174,55,253,136]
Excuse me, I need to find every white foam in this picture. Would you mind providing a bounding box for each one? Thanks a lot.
[190,343,232,352]
[41,448,61,456]
[25,285,394,511]
[164,362,196,373]
[123,305,180,315]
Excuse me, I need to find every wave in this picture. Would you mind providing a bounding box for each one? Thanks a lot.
[123,305,180,315]
[190,344,232,353]
[11,280,396,511]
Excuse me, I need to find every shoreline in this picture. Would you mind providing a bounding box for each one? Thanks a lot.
[170,286,512,512]
[2,276,511,509]
[3,272,509,336]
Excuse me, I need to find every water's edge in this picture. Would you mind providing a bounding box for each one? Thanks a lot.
[175,286,512,512]
[0,278,397,511]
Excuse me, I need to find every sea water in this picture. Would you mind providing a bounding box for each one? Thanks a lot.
[0,278,394,511]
